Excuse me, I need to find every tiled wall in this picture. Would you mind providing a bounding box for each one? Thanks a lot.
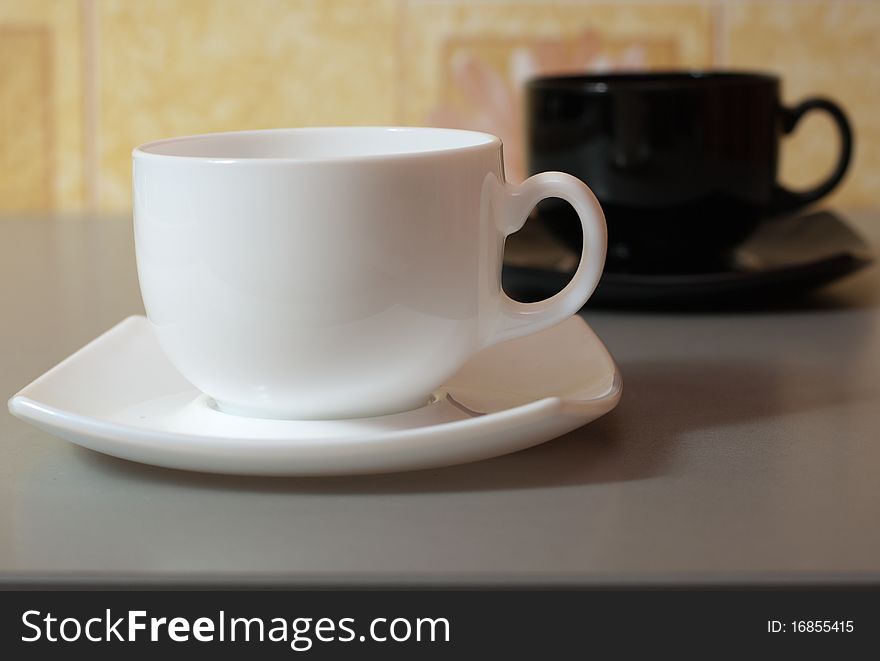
[1,0,878,215]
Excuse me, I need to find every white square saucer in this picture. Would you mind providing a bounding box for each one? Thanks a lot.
[8,316,621,476]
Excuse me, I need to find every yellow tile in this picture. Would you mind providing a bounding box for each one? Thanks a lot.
[726,2,880,209]
[0,0,84,214]
[402,1,713,181]
[97,0,397,213]
[0,28,51,212]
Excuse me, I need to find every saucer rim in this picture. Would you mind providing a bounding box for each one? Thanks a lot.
[8,392,566,451]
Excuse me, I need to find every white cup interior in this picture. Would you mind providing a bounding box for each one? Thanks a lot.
[135,127,498,161]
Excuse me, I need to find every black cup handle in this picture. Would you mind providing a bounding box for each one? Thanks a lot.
[770,97,853,214]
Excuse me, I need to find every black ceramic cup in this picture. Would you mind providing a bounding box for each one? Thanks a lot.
[526,71,853,271]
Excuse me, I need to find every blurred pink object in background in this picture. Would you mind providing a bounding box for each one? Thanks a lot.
[428,31,652,181]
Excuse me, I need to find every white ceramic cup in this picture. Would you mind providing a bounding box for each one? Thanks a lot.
[134,127,607,419]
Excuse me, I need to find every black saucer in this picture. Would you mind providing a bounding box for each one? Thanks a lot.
[502,210,874,308]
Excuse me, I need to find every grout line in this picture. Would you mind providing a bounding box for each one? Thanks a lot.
[42,26,55,213]
[394,0,408,125]
[711,0,726,68]
[81,0,98,214]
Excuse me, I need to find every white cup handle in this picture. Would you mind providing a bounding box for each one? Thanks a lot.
[489,171,607,346]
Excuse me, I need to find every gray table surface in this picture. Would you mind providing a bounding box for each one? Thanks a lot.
[2,213,879,586]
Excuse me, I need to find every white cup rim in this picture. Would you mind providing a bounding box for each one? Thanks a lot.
[133,126,502,165]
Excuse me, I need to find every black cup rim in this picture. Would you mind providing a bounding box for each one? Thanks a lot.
[527,70,779,92]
